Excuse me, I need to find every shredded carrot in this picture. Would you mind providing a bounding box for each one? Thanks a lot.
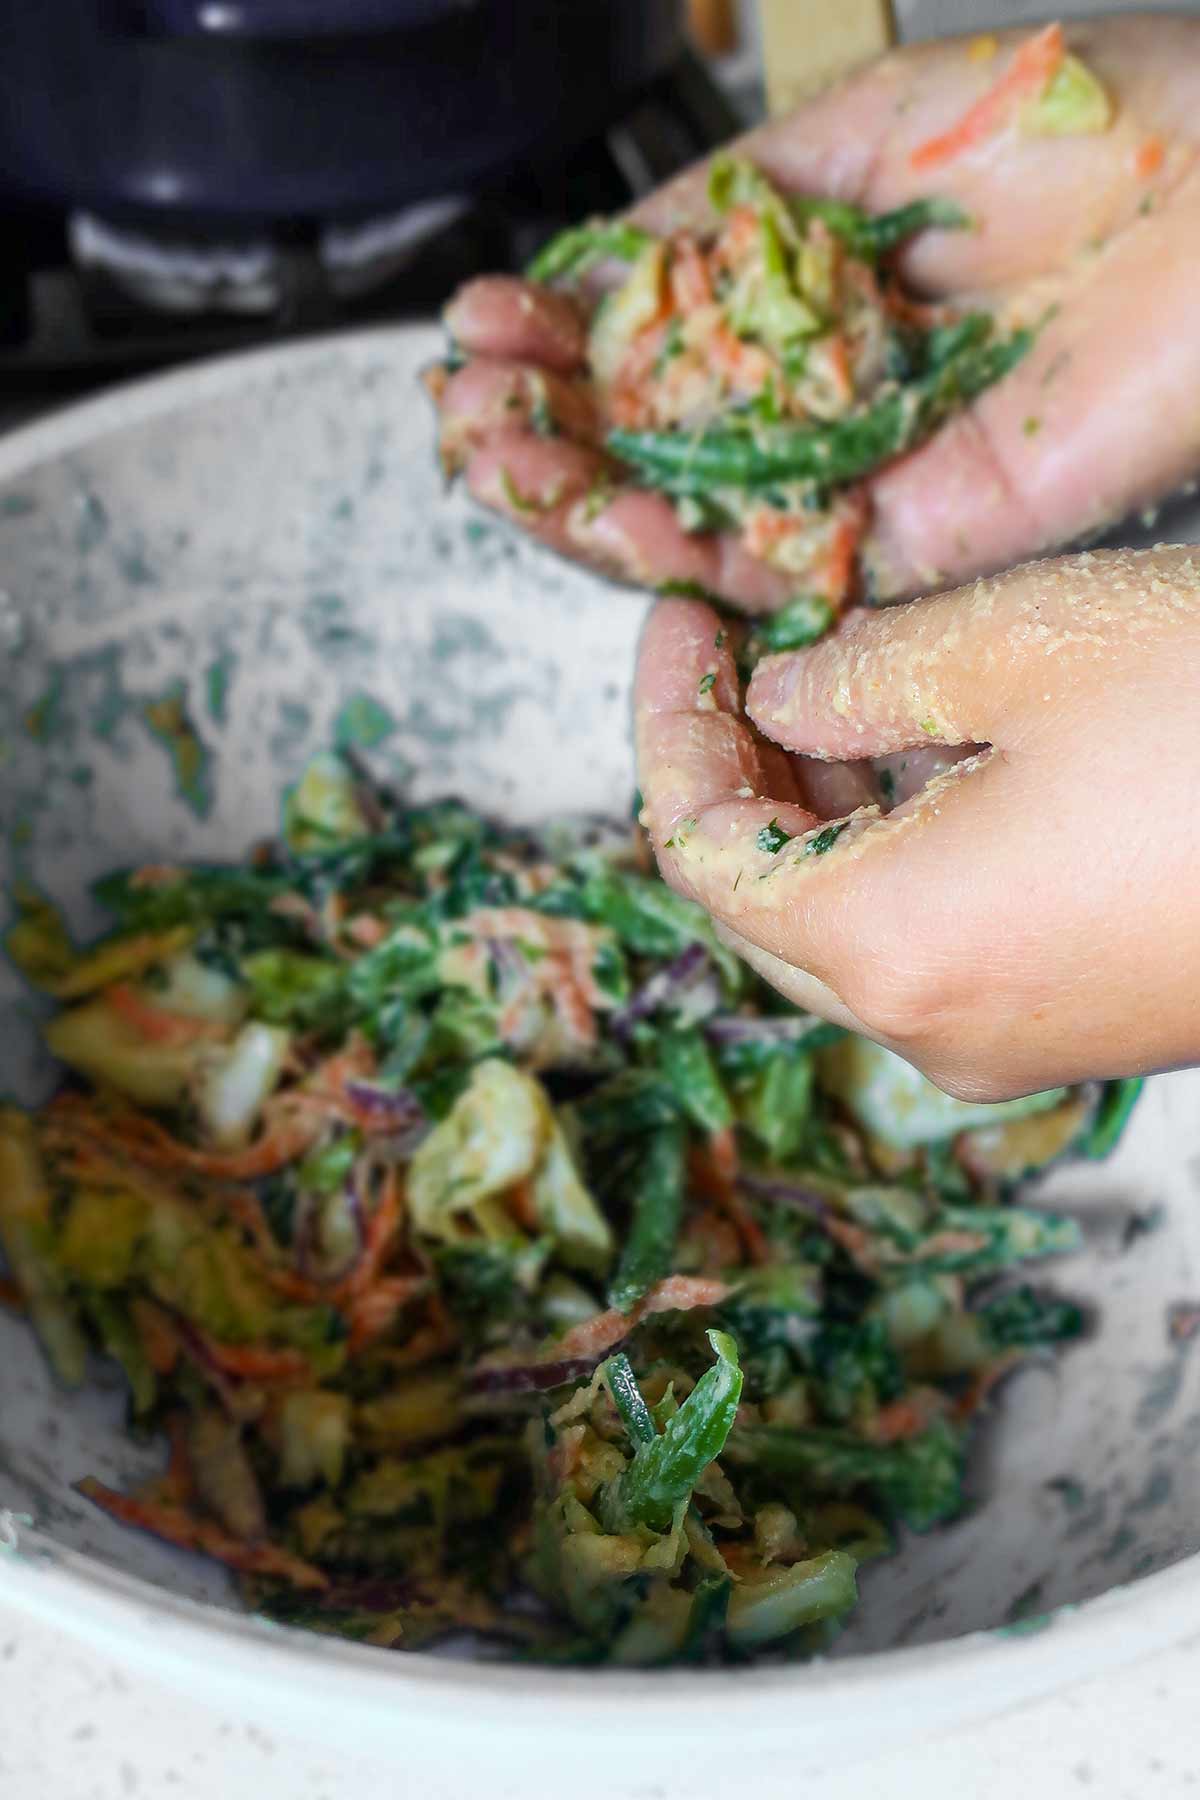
[0,1275,26,1313]
[682,1204,742,1273]
[817,493,869,608]
[825,1216,879,1272]
[46,1132,324,1305]
[347,1276,426,1353]
[48,1096,322,1179]
[688,1129,770,1266]
[131,1298,180,1375]
[161,1414,195,1505]
[823,332,854,408]
[548,1274,731,1364]
[953,1351,1023,1423]
[344,912,389,949]
[186,1330,312,1384]
[1135,135,1165,180]
[743,508,810,560]
[910,22,1065,171]
[869,1396,936,1443]
[710,323,775,398]
[333,1165,403,1304]
[508,1178,540,1234]
[669,235,713,312]
[44,1036,382,1179]
[706,1126,738,1184]
[77,1477,328,1590]
[105,983,225,1047]
[712,204,761,272]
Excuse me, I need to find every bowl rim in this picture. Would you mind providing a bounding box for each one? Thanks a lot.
[1,328,1197,1738]
[7,1508,1200,1751]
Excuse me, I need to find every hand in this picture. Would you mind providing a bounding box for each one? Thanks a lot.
[431,14,1200,611]
[634,547,1200,1100]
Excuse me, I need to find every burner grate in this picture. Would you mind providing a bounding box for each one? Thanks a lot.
[0,50,743,424]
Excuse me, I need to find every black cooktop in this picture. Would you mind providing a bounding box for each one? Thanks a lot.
[0,51,744,427]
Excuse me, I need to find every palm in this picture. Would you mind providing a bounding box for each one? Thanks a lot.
[434,14,1200,610]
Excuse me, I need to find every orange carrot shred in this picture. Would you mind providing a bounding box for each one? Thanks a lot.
[77,1477,328,1590]
[105,983,224,1047]
[910,22,1065,171]
[1135,135,1165,180]
[0,1276,26,1313]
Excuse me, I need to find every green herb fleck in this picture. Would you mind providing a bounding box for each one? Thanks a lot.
[582,478,615,523]
[654,317,685,377]
[919,718,939,737]
[800,822,849,858]
[751,595,835,656]
[498,467,538,515]
[698,672,716,696]
[656,578,720,602]
[756,819,792,855]
[714,629,727,650]
[529,388,556,438]
[1022,416,1042,437]
[663,817,699,851]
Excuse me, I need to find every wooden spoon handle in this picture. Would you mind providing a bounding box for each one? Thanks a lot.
[759,0,897,116]
[687,0,739,59]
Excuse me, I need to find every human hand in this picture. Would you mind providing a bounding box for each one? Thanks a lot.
[634,547,1200,1100]
[431,13,1200,611]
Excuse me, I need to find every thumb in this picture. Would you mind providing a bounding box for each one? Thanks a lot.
[744,548,1195,762]
[631,16,1200,295]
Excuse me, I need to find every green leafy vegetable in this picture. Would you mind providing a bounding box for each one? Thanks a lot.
[608,1122,687,1311]
[608,326,1032,496]
[527,221,656,284]
[607,1329,743,1531]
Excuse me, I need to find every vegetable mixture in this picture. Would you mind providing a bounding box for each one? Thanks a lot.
[457,24,1114,638]
[519,154,1029,632]
[0,752,1139,1662]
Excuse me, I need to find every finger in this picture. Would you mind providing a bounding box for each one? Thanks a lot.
[747,548,1200,762]
[465,431,608,557]
[570,490,796,613]
[635,596,818,858]
[634,592,987,1021]
[443,277,588,373]
[867,167,1200,596]
[630,15,1200,297]
[634,597,888,1013]
[633,593,1080,1077]
[464,435,801,613]
[433,359,599,472]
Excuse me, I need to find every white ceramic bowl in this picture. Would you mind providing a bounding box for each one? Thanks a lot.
[3,328,1200,1796]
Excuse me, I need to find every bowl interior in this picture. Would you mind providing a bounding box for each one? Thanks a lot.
[2,326,1200,1658]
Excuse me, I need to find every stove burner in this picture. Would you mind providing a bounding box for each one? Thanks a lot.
[0,52,743,425]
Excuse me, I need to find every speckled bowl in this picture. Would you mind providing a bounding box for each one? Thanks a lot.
[3,328,1200,1797]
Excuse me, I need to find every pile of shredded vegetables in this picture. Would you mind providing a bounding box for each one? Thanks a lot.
[0,752,1140,1662]
[514,157,1028,637]
[487,29,1115,645]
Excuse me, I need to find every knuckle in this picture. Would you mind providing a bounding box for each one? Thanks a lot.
[840,968,944,1045]
[921,1064,1014,1106]
[818,910,951,1044]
